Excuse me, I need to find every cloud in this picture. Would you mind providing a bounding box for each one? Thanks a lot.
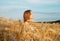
[0,0,30,12]
[26,0,59,4]
[32,8,60,13]
[0,0,60,13]
[0,5,30,12]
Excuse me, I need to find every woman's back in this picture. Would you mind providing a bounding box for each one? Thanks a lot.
[20,21,41,41]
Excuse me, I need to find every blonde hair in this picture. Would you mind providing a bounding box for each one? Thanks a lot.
[23,10,32,22]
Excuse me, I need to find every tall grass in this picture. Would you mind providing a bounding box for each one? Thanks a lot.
[0,19,60,41]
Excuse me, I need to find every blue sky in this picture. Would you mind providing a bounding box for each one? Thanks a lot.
[0,0,60,22]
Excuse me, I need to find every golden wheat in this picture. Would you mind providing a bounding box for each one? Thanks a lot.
[0,19,60,41]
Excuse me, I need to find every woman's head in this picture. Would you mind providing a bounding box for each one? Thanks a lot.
[23,10,32,22]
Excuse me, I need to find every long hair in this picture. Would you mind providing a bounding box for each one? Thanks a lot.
[23,10,32,22]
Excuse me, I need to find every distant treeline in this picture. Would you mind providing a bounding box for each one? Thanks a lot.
[37,20,60,24]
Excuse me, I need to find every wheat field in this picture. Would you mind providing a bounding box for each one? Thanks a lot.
[0,19,60,41]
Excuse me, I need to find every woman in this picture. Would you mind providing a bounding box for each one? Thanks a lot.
[23,10,32,22]
[20,10,40,41]
[23,10,35,32]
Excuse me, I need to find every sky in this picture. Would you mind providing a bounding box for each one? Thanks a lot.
[0,0,60,22]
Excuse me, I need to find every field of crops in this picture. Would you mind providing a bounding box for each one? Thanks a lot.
[0,19,60,41]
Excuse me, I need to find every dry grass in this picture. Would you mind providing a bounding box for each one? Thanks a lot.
[0,19,60,41]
